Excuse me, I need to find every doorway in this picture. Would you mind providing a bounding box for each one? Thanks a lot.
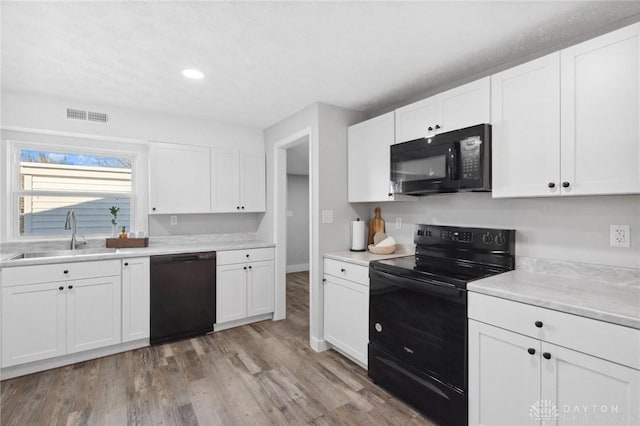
[272,127,319,350]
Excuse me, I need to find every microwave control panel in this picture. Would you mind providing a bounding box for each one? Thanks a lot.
[460,136,482,180]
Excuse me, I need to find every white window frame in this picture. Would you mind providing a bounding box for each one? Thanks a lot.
[4,134,147,241]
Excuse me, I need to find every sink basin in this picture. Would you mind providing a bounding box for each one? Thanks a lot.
[9,248,117,260]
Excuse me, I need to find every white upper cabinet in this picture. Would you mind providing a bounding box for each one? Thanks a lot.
[560,23,640,196]
[395,77,491,143]
[211,149,265,213]
[395,96,437,143]
[211,148,241,212]
[348,111,397,202]
[149,142,211,214]
[492,53,561,198]
[241,152,266,212]
[493,23,640,198]
[436,76,491,134]
[150,142,266,214]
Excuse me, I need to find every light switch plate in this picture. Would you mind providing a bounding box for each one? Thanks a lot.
[170,215,178,225]
[322,210,334,224]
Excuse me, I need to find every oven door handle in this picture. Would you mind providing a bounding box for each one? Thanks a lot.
[370,268,465,302]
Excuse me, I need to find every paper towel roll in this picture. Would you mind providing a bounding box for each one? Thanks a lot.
[351,219,366,251]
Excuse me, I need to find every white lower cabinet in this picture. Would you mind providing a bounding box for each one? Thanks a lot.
[1,282,67,367]
[323,258,369,367]
[217,263,249,323]
[121,257,150,342]
[469,293,640,426]
[1,260,122,368]
[216,248,274,327]
[66,276,121,354]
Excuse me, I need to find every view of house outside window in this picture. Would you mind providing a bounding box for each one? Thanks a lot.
[18,149,133,236]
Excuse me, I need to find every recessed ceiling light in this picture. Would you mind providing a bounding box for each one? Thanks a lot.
[182,69,204,79]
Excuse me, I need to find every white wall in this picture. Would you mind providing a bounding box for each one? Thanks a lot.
[287,174,309,271]
[1,91,265,240]
[365,193,640,269]
[260,102,368,351]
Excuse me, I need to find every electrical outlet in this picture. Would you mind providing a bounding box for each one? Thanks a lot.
[170,215,178,226]
[287,210,294,217]
[395,217,402,230]
[610,225,630,248]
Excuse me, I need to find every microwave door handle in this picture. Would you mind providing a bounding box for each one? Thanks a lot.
[448,143,460,180]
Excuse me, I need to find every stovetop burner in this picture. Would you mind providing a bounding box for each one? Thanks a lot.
[370,224,516,289]
[372,255,503,287]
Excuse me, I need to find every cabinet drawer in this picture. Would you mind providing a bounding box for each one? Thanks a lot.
[323,258,369,286]
[2,259,121,287]
[469,292,640,370]
[217,247,274,266]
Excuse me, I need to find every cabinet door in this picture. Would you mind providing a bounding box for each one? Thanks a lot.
[348,111,396,202]
[149,142,211,214]
[247,260,274,317]
[216,264,247,323]
[468,320,541,426]
[541,342,640,426]
[395,97,437,143]
[561,23,640,196]
[491,53,561,198]
[211,148,240,212]
[1,283,66,367]
[241,152,266,212]
[122,257,150,342]
[435,76,491,134]
[66,276,121,354]
[323,275,369,366]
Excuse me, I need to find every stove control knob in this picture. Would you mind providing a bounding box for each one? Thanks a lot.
[482,233,493,244]
[495,235,506,246]
[375,323,383,333]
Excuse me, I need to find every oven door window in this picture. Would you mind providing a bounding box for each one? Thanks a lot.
[369,268,466,389]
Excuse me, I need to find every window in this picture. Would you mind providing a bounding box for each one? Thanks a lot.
[11,144,136,238]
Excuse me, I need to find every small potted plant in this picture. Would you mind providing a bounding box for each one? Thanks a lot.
[109,206,120,237]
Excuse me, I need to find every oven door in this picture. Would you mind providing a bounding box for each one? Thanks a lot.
[390,137,460,195]
[369,267,467,389]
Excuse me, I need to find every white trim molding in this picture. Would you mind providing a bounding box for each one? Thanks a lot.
[286,263,310,273]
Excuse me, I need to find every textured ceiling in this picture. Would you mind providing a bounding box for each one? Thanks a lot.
[3,1,640,129]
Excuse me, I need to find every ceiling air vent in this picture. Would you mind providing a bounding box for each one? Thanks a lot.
[67,108,87,120]
[66,108,109,123]
[87,111,109,123]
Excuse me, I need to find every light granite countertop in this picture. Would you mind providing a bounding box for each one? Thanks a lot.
[469,257,640,330]
[324,245,415,267]
[0,235,274,268]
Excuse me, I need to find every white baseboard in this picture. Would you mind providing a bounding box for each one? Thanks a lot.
[214,313,273,332]
[310,336,329,352]
[286,263,309,273]
[1,339,149,380]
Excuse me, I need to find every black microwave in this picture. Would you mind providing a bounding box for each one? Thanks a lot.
[390,123,491,195]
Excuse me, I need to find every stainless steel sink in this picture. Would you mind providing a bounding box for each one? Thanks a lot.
[9,247,117,260]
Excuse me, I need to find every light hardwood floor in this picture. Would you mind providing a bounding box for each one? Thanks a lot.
[1,272,431,425]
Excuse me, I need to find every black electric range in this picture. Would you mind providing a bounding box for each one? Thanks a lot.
[368,224,515,426]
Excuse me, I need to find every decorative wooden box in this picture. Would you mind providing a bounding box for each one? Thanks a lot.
[105,237,149,248]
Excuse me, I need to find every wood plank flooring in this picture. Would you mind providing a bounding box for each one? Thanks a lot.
[1,272,432,426]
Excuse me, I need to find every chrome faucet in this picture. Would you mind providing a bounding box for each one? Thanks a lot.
[64,209,78,250]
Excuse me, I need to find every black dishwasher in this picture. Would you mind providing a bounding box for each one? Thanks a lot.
[150,252,216,344]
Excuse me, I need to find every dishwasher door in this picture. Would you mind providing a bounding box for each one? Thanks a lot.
[150,252,216,344]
